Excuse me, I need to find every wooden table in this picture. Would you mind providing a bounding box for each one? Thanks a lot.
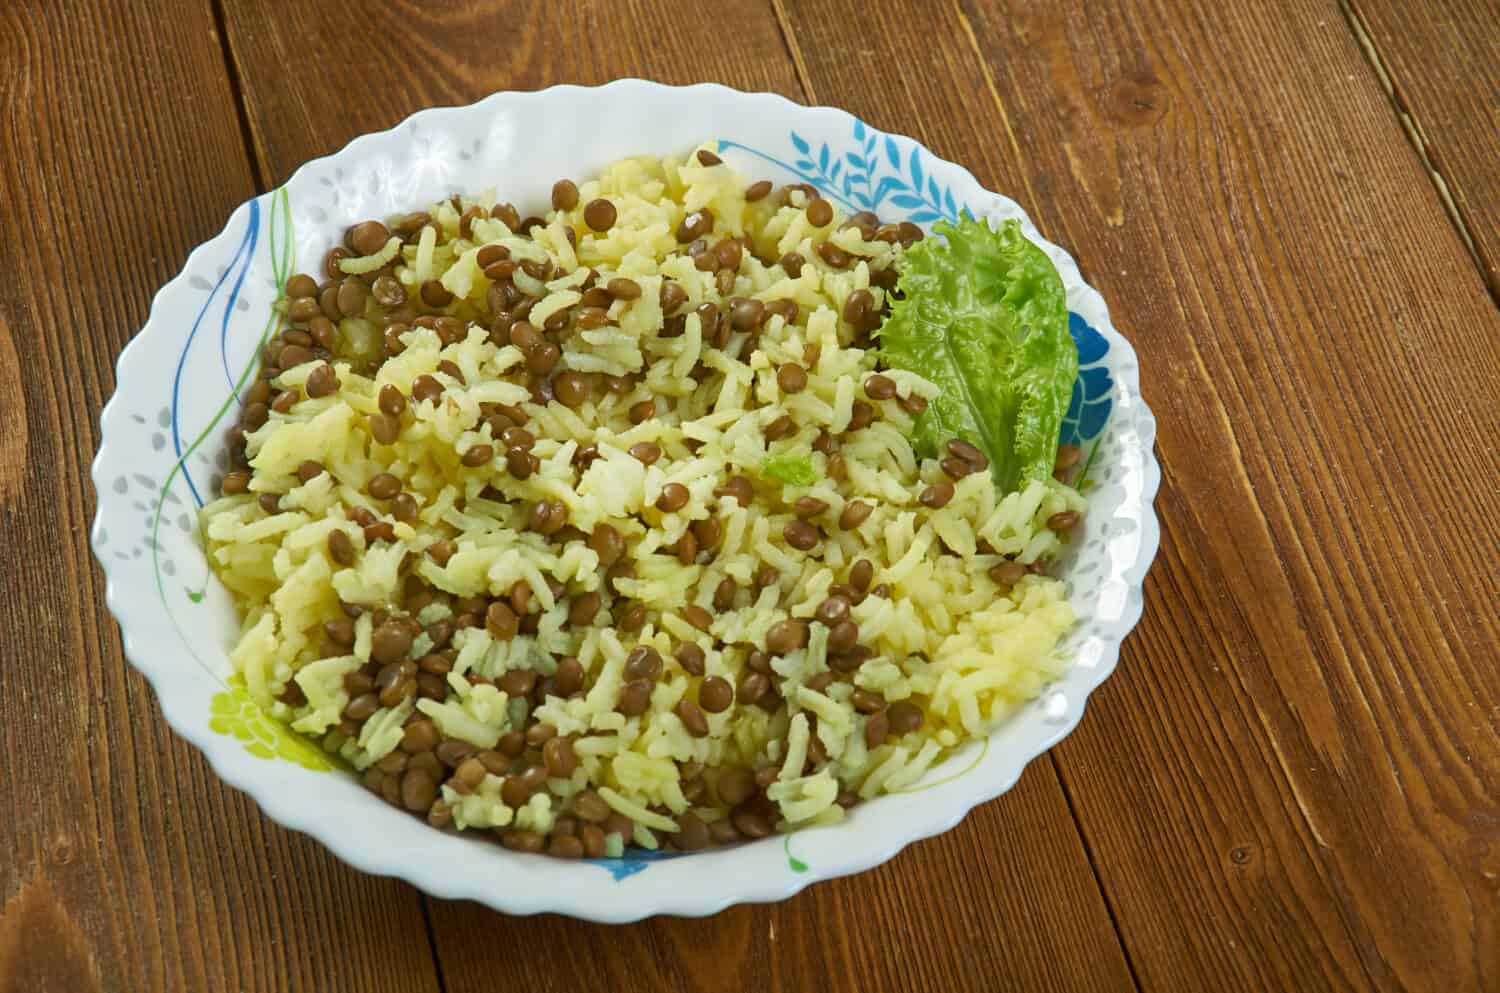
[3,1,1496,990]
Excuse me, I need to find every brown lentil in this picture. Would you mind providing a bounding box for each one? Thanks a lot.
[675,698,710,738]
[583,198,617,231]
[793,496,828,518]
[368,412,399,445]
[460,443,493,468]
[714,237,743,271]
[293,460,325,484]
[682,604,713,632]
[628,441,662,465]
[776,362,808,394]
[410,374,443,405]
[485,601,519,640]
[501,829,545,853]
[286,273,319,300]
[864,710,890,749]
[696,674,734,714]
[828,619,860,655]
[765,618,809,654]
[764,297,799,325]
[839,500,874,531]
[708,817,740,845]
[505,446,534,479]
[1047,510,1081,532]
[327,529,356,566]
[304,363,339,399]
[370,618,417,665]
[899,392,929,415]
[656,482,690,512]
[849,558,875,592]
[548,655,582,696]
[604,276,641,300]
[737,671,770,708]
[278,343,315,370]
[815,596,850,626]
[919,481,955,509]
[500,425,536,449]
[617,679,652,717]
[817,241,851,268]
[947,438,988,470]
[712,577,737,611]
[783,519,819,551]
[716,767,756,807]
[659,280,687,314]
[551,179,580,211]
[764,414,795,441]
[941,457,973,480]
[674,642,706,677]
[344,691,380,722]
[1054,444,1083,475]
[676,209,713,243]
[847,400,875,431]
[375,384,407,417]
[573,790,611,823]
[627,399,656,425]
[888,700,925,736]
[363,520,395,545]
[367,472,401,500]
[323,617,355,647]
[419,280,452,308]
[568,592,601,627]
[863,373,896,400]
[548,834,584,859]
[729,297,765,331]
[543,735,578,777]
[499,668,537,699]
[732,805,773,839]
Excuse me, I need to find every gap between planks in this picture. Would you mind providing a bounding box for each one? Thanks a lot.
[768,0,1145,984]
[203,0,449,985]
[199,1,1141,970]
[208,0,268,193]
[1338,0,1499,310]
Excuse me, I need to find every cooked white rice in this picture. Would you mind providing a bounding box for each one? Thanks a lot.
[201,145,1085,847]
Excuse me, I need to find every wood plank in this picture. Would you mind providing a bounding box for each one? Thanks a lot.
[1343,0,1500,300]
[774,0,1500,990]
[217,1,1137,988]
[221,0,808,186]
[0,3,438,992]
[429,765,1135,993]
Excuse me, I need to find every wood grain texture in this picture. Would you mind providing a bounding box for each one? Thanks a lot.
[433,766,1135,993]
[1343,0,1500,299]
[774,0,1500,990]
[216,3,1136,991]
[220,0,805,185]
[0,3,437,992]
[11,0,1496,989]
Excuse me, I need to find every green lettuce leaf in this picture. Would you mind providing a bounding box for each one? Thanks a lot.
[761,453,818,486]
[877,215,1076,493]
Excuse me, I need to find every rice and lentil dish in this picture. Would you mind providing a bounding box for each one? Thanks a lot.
[202,145,1087,858]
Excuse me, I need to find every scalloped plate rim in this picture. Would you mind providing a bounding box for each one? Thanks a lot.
[90,79,1160,922]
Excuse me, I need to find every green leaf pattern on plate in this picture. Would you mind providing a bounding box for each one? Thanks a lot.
[209,677,332,772]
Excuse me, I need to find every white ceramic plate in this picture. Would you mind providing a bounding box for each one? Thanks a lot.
[91,80,1158,922]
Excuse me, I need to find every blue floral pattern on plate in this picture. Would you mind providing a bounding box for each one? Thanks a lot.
[1061,313,1113,449]
[719,118,1113,454]
[587,847,688,881]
